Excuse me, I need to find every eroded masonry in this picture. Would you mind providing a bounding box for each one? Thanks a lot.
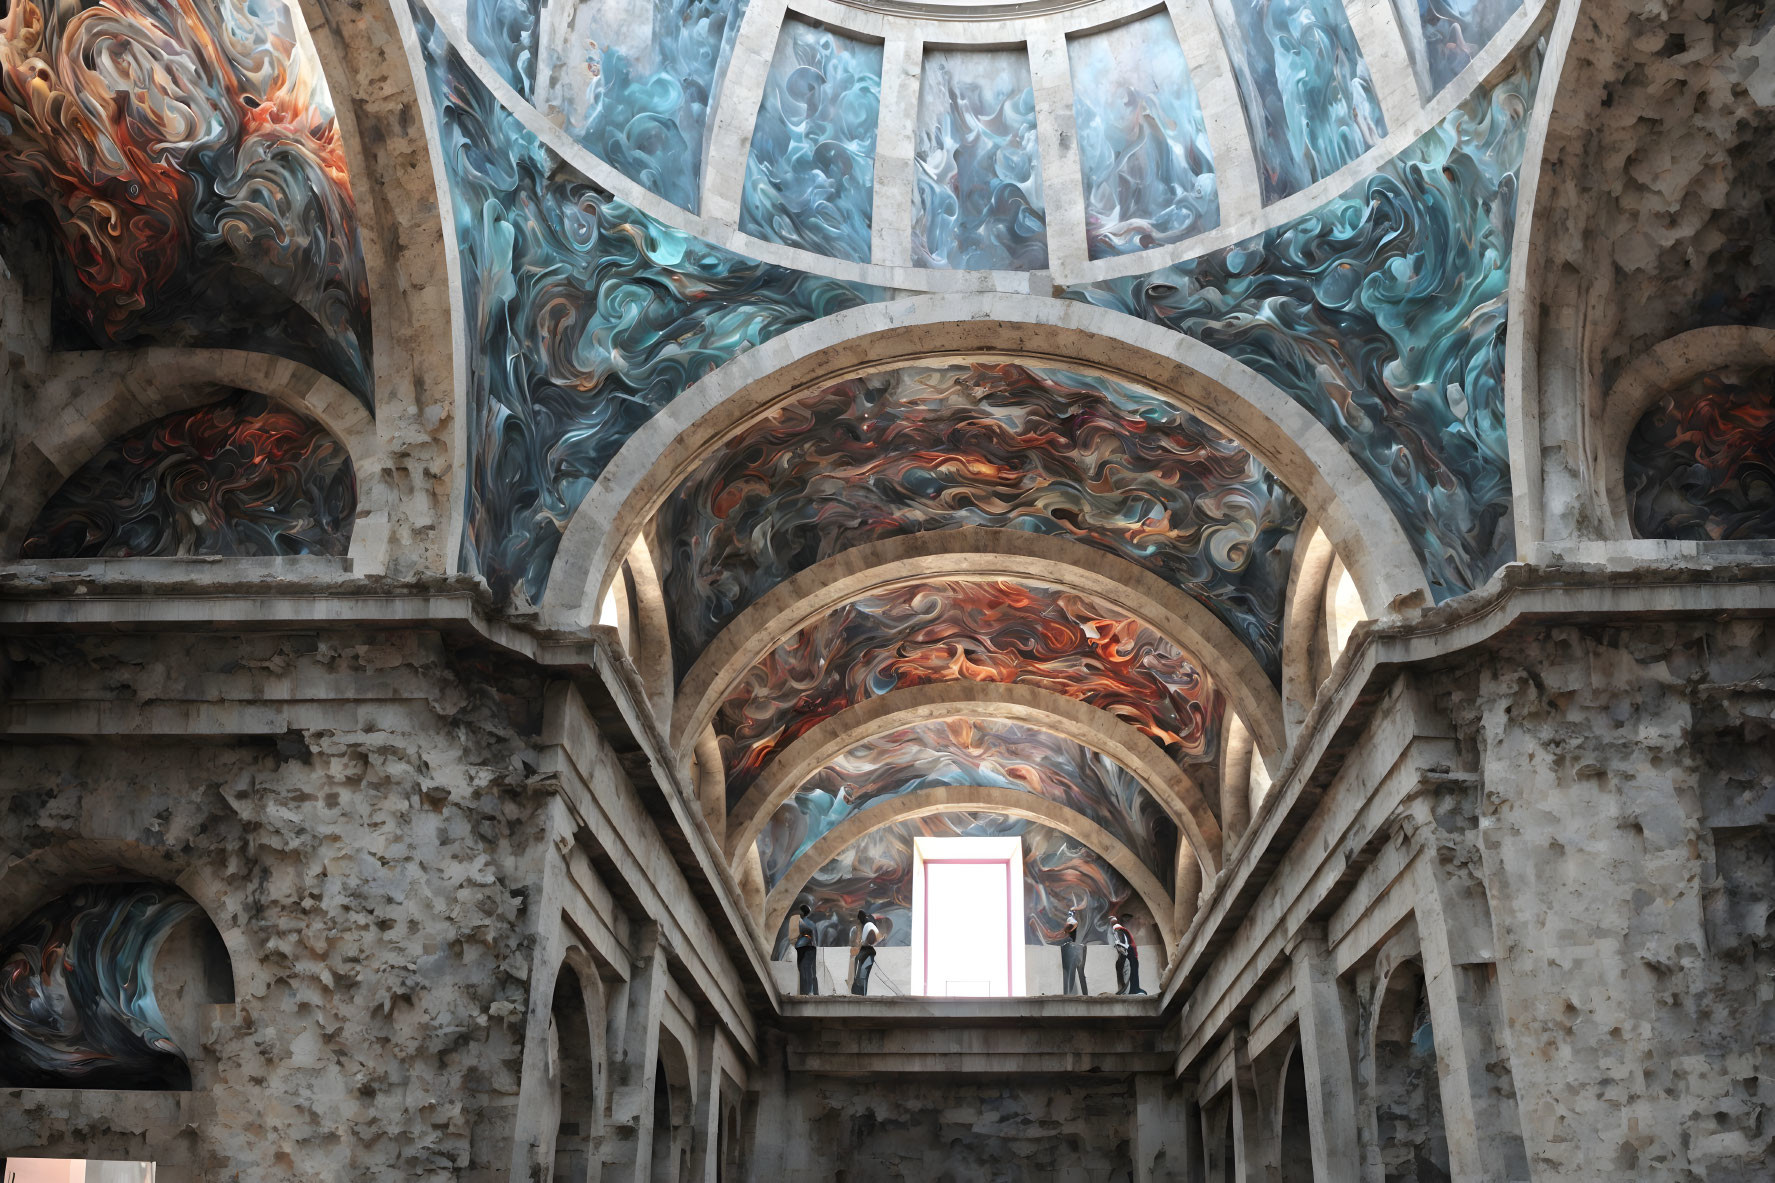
[0,0,1771,1176]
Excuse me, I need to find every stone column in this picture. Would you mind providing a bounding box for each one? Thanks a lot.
[688,1023,723,1182]
[1287,927,1361,1183]
[1130,1071,1199,1182]
[601,923,668,1183]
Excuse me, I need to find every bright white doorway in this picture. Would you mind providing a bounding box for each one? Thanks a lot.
[909,835,1025,997]
[4,1162,155,1183]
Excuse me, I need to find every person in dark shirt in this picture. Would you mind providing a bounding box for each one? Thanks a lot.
[1060,911,1089,995]
[793,903,818,994]
[1111,914,1145,995]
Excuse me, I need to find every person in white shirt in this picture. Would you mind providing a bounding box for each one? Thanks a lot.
[849,909,881,995]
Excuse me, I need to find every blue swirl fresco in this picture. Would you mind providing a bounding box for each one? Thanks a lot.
[0,884,199,1090]
[1066,49,1541,600]
[538,0,748,212]
[415,7,882,602]
[1069,13,1219,260]
[1212,0,1388,202]
[914,48,1048,270]
[739,19,882,263]
[468,0,540,97]
[1399,0,1523,94]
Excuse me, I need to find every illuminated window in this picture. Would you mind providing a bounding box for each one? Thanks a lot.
[4,1162,156,1183]
[909,835,1025,996]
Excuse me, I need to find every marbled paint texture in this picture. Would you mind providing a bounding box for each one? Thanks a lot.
[1625,366,1775,541]
[1396,0,1522,95]
[0,0,374,406]
[756,717,1177,889]
[415,9,880,603]
[775,814,1152,956]
[1069,13,1219,259]
[1067,51,1541,600]
[654,363,1302,681]
[913,48,1047,270]
[739,19,881,263]
[21,389,356,559]
[1211,0,1387,201]
[0,884,198,1090]
[715,579,1220,806]
[468,0,540,97]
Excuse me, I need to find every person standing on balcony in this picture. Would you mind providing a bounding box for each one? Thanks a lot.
[1061,911,1089,995]
[1111,914,1145,995]
[794,903,819,994]
[850,909,881,995]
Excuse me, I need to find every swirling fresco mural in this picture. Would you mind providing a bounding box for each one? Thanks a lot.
[536,0,747,212]
[738,19,881,264]
[654,363,1303,681]
[468,0,540,97]
[21,389,356,559]
[913,48,1047,271]
[1069,13,1219,260]
[1066,51,1541,600]
[756,717,1177,888]
[414,8,881,602]
[774,814,1152,956]
[1625,366,1775,541]
[0,0,374,408]
[0,884,199,1090]
[715,579,1221,806]
[1210,0,1387,202]
[1398,0,1523,95]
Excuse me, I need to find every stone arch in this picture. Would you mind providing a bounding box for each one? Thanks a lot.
[651,1022,696,1183]
[545,948,605,1183]
[1369,950,1449,1183]
[1598,326,1775,542]
[723,680,1222,878]
[0,350,381,565]
[544,295,1431,633]
[762,783,1177,952]
[670,527,1286,764]
[1275,1035,1315,1183]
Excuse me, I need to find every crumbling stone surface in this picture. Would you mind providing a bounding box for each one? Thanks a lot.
[1443,618,1775,1178]
[0,631,551,1181]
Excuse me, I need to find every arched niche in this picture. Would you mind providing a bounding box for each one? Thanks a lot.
[1281,522,1374,741]
[1277,1039,1315,1183]
[1371,959,1450,1183]
[546,955,604,1182]
[651,1027,696,1183]
[0,882,235,1092]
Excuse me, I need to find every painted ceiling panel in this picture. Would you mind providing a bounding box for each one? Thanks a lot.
[1396,0,1524,96]
[21,389,356,559]
[756,717,1178,890]
[0,884,199,1090]
[739,18,882,264]
[1069,12,1219,260]
[774,813,1154,956]
[913,48,1048,270]
[1066,50,1540,601]
[1626,366,1775,542]
[654,362,1303,682]
[415,6,882,603]
[1210,0,1387,202]
[0,0,374,407]
[715,579,1220,806]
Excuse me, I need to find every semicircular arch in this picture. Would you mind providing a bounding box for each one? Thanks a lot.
[764,784,1179,953]
[725,680,1222,879]
[544,295,1429,632]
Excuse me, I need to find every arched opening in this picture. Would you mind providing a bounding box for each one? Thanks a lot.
[1373,962,1449,1183]
[1279,1042,1315,1183]
[0,883,233,1091]
[548,964,600,1182]
[649,1063,675,1183]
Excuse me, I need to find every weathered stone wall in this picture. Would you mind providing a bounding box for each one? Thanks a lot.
[0,629,551,1181]
[1444,617,1775,1177]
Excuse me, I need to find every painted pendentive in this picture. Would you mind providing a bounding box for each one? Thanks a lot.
[653,363,1303,681]
[0,0,375,408]
[779,813,1152,955]
[415,9,881,602]
[739,19,882,264]
[913,48,1048,271]
[1625,366,1775,541]
[533,0,748,212]
[715,579,1221,805]
[0,885,199,1090]
[1394,0,1525,96]
[1209,0,1387,202]
[468,0,541,96]
[1069,13,1219,260]
[756,717,1178,888]
[1067,52,1541,601]
[20,390,357,559]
